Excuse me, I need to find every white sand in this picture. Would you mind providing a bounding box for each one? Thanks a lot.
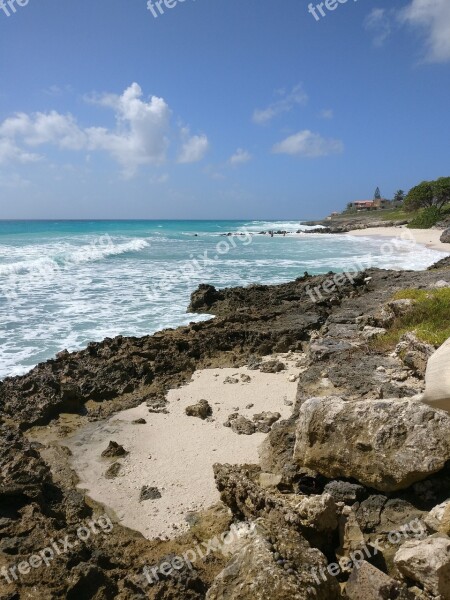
[65,354,303,540]
[347,226,450,254]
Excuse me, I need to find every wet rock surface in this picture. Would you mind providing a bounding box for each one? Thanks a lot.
[1,259,450,598]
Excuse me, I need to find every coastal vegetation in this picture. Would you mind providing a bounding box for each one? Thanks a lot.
[404,177,450,228]
[404,178,450,213]
[339,177,450,230]
[372,287,450,350]
[407,206,443,229]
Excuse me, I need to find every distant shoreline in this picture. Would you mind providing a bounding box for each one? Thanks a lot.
[345,225,450,254]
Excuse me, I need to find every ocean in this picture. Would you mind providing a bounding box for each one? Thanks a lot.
[0,219,443,379]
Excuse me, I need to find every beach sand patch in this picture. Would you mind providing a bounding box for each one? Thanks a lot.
[64,354,303,540]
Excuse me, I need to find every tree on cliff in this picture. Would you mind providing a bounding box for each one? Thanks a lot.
[432,177,450,211]
[374,187,381,200]
[394,190,405,203]
[404,178,450,213]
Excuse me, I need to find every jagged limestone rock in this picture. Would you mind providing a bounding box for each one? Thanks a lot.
[425,500,450,535]
[345,561,414,600]
[336,506,366,568]
[205,518,341,600]
[293,397,450,492]
[294,493,338,533]
[213,464,338,554]
[258,472,282,489]
[395,332,435,377]
[394,534,450,598]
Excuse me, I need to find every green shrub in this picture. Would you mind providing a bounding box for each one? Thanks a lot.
[407,206,441,229]
[371,288,450,350]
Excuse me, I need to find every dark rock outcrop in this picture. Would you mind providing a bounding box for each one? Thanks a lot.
[185,399,213,420]
[101,440,127,458]
[440,228,450,244]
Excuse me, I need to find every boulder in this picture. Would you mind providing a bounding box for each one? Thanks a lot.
[205,519,341,600]
[323,481,366,504]
[430,279,450,289]
[212,464,337,552]
[345,561,414,600]
[395,332,435,377]
[293,493,338,533]
[425,500,450,535]
[259,360,285,373]
[185,399,212,420]
[229,415,256,435]
[336,506,366,566]
[441,228,450,244]
[394,534,450,598]
[355,495,387,532]
[253,411,281,433]
[423,337,450,412]
[362,326,387,340]
[293,397,450,492]
[101,440,127,458]
[387,299,415,317]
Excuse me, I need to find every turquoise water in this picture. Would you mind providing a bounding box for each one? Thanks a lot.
[0,220,442,379]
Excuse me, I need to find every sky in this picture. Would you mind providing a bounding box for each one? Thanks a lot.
[0,0,449,220]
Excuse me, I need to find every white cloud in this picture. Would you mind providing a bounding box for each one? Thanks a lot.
[252,84,308,125]
[319,109,334,120]
[399,0,450,63]
[0,83,208,176]
[364,8,392,47]
[84,83,171,175]
[0,111,88,150]
[0,137,41,164]
[228,148,252,166]
[272,130,344,158]
[177,129,209,164]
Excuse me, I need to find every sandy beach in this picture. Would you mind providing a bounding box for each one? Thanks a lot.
[65,353,304,540]
[346,225,450,254]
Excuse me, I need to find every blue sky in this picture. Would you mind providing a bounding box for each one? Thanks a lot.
[0,0,449,219]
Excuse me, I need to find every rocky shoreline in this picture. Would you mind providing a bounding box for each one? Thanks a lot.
[1,256,450,598]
